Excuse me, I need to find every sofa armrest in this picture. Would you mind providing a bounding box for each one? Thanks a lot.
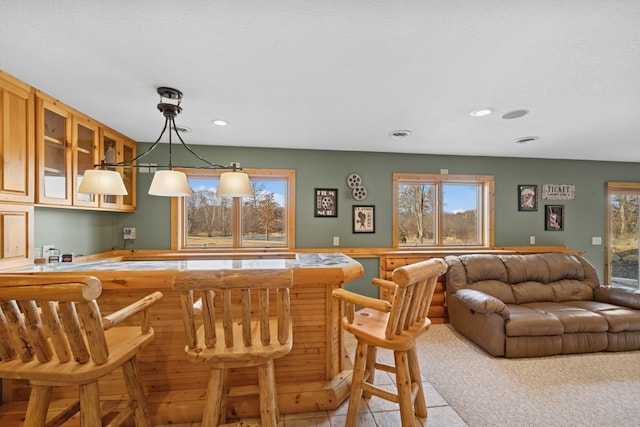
[594,286,640,310]
[454,288,510,319]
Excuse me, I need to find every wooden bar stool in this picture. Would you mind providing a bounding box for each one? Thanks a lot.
[173,268,293,427]
[332,258,447,427]
[0,273,162,427]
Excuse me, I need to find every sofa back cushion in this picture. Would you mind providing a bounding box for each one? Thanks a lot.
[462,254,508,283]
[469,280,517,304]
[500,254,550,283]
[444,252,600,305]
[511,281,555,303]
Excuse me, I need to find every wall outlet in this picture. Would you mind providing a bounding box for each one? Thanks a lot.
[333,236,340,246]
[529,236,535,245]
[124,227,136,239]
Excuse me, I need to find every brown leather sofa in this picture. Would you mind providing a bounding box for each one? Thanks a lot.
[444,252,640,358]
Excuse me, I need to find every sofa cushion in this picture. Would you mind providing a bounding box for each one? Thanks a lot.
[523,302,608,333]
[444,256,468,293]
[539,253,585,282]
[499,254,549,284]
[566,300,640,332]
[505,305,564,336]
[595,286,640,309]
[550,279,595,302]
[460,254,508,283]
[468,280,516,304]
[512,281,555,304]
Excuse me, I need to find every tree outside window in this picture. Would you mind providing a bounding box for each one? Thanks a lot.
[393,173,493,247]
[172,169,295,250]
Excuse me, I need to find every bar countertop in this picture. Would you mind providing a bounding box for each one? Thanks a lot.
[6,252,360,273]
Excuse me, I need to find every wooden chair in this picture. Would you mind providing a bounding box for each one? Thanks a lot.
[173,268,293,427]
[0,274,163,427]
[332,258,448,427]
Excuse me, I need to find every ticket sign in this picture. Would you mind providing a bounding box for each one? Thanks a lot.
[542,184,575,200]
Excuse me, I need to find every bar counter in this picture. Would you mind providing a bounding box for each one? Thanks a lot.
[2,253,363,424]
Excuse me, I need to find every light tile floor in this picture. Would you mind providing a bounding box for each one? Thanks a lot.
[158,333,468,427]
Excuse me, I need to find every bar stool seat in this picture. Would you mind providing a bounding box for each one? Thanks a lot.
[333,258,447,427]
[173,268,293,427]
[0,273,162,427]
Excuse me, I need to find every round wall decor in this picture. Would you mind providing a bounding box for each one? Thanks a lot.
[347,173,367,200]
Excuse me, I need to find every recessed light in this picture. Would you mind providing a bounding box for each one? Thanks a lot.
[212,119,228,126]
[389,130,412,138]
[502,109,530,120]
[514,136,539,144]
[470,108,494,117]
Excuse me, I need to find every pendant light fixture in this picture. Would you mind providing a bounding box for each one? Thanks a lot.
[78,87,254,198]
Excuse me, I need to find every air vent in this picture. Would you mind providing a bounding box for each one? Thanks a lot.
[174,125,191,133]
[389,130,412,138]
[502,109,530,120]
[514,136,539,144]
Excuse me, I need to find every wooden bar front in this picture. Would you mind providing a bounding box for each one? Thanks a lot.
[0,254,363,425]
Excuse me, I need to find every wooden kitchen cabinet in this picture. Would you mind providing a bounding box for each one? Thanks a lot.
[72,114,100,208]
[35,90,136,211]
[0,70,35,203]
[0,203,33,270]
[35,92,73,205]
[99,129,137,211]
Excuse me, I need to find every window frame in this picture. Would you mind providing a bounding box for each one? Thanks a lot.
[605,181,640,285]
[392,172,494,248]
[171,168,296,251]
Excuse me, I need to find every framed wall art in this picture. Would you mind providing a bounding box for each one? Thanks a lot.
[518,184,538,211]
[545,204,564,231]
[352,205,375,233]
[314,188,337,217]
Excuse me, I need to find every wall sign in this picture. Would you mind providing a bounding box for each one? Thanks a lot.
[314,188,338,217]
[542,184,575,200]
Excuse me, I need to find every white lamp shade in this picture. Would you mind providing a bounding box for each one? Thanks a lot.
[77,169,128,195]
[148,170,192,196]
[216,171,254,197]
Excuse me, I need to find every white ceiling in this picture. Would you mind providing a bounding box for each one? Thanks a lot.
[2,1,639,162]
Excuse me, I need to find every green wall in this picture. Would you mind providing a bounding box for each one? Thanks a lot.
[34,143,640,291]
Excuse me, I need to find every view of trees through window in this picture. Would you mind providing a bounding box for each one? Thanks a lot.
[394,173,492,247]
[184,176,287,248]
[608,183,640,288]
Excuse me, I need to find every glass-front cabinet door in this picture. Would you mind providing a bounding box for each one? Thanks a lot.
[35,91,136,212]
[100,131,120,209]
[99,129,136,211]
[36,95,72,205]
[121,138,136,211]
[72,115,99,208]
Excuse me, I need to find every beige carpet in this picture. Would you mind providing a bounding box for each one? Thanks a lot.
[417,324,640,427]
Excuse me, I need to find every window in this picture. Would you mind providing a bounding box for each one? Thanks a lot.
[172,168,295,250]
[393,173,494,247]
[606,182,640,288]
